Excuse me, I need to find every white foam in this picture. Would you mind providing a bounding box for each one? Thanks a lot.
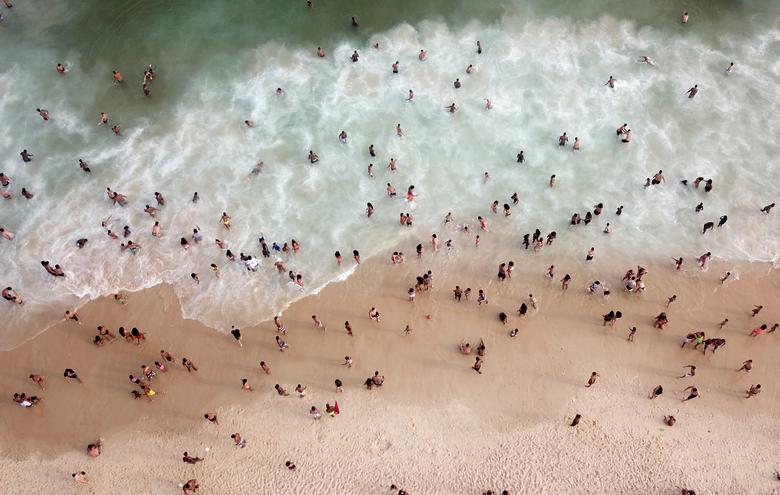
[1,13,779,347]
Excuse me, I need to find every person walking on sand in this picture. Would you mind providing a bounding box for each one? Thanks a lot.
[649,385,663,399]
[182,452,203,464]
[72,472,89,485]
[472,356,483,374]
[750,324,769,337]
[182,357,198,372]
[745,384,761,398]
[230,326,243,347]
[241,379,253,392]
[276,336,288,351]
[230,433,246,449]
[678,365,696,379]
[751,305,763,317]
[182,479,200,494]
[627,326,637,342]
[737,359,753,373]
[29,374,46,389]
[682,386,699,402]
[368,307,380,322]
[561,274,571,291]
[63,368,83,384]
[312,315,325,330]
[586,372,599,387]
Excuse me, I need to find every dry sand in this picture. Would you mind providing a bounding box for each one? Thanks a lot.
[0,243,779,494]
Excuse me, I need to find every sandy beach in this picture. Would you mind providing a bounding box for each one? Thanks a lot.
[1,244,779,494]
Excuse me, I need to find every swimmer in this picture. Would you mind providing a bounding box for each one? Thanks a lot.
[638,56,655,66]
[339,130,348,143]
[317,46,325,57]
[725,62,734,75]
[476,40,482,54]
[558,132,568,146]
[2,287,23,304]
[112,70,123,83]
[685,84,699,99]
[36,108,50,121]
[56,63,67,74]
[392,61,399,74]
[572,137,581,151]
[350,50,359,62]
[418,49,427,61]
[604,75,616,88]
[308,150,319,163]
[244,120,254,127]
[446,102,457,113]
[407,89,414,101]
[485,98,492,110]
[760,203,775,214]
[681,11,689,23]
[466,64,474,74]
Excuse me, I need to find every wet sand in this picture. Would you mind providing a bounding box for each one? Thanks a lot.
[0,247,779,494]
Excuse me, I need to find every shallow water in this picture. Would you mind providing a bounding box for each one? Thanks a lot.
[1,0,779,348]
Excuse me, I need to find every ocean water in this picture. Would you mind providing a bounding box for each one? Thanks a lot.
[1,0,779,348]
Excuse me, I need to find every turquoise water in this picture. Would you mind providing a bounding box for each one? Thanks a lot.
[1,0,779,347]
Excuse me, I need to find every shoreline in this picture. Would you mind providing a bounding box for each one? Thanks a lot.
[1,246,779,493]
